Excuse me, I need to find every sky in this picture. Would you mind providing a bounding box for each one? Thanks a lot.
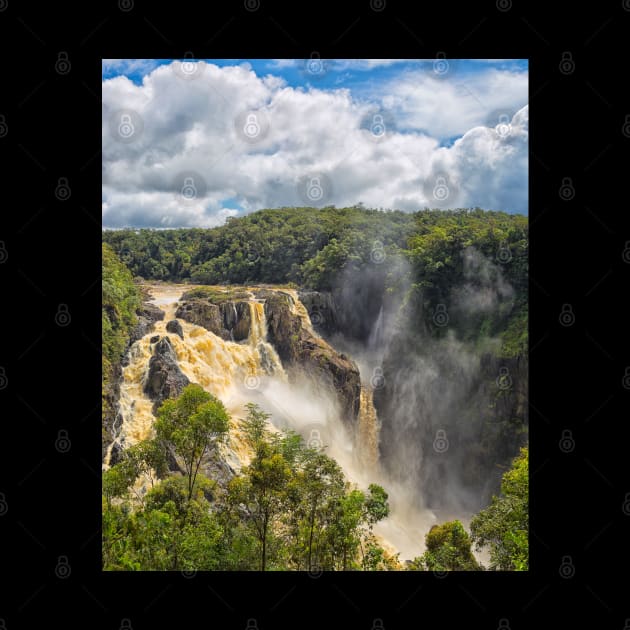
[102,58,528,229]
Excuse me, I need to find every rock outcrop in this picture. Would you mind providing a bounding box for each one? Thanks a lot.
[143,336,190,412]
[297,290,338,335]
[262,291,361,424]
[103,301,165,463]
[165,319,184,339]
[128,302,165,346]
[175,299,251,341]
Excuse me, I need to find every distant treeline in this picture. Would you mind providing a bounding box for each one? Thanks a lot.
[103,206,528,355]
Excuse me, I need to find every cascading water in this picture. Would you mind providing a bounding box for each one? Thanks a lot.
[105,284,436,561]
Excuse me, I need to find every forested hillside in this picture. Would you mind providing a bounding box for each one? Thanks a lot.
[102,207,528,570]
[103,206,527,355]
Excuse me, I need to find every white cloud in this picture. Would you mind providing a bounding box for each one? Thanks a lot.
[380,68,528,138]
[102,61,528,228]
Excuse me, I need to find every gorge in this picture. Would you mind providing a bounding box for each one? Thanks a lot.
[102,206,529,570]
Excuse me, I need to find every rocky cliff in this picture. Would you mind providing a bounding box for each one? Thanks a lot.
[102,300,165,463]
[261,291,361,425]
[175,295,251,341]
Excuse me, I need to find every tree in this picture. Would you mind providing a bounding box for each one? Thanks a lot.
[410,520,480,571]
[470,446,528,570]
[227,441,291,571]
[155,384,230,502]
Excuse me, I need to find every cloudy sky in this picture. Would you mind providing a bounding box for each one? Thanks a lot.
[102,58,528,228]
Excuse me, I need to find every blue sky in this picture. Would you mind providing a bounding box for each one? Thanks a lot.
[102,59,528,228]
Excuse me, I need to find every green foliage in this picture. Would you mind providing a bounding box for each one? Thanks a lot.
[102,243,142,434]
[155,384,230,502]
[103,399,392,571]
[102,242,141,368]
[181,286,251,302]
[103,207,527,352]
[470,446,529,570]
[408,520,480,571]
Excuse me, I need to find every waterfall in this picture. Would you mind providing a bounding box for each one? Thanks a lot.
[104,286,286,469]
[356,385,380,470]
[104,284,435,561]
[368,304,384,350]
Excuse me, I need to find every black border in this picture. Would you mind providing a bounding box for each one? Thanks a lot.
[3,1,626,627]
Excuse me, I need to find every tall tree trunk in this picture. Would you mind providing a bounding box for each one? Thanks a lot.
[261,515,268,571]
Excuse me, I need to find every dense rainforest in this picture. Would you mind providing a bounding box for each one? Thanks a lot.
[102,206,528,570]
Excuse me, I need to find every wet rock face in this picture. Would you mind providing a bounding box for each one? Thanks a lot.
[143,336,190,411]
[129,303,166,346]
[298,290,338,335]
[175,299,251,341]
[165,319,184,339]
[263,292,361,425]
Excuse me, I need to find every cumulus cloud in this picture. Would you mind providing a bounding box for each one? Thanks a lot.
[102,61,528,228]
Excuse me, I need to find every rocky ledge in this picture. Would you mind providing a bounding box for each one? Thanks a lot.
[175,289,252,341]
[261,291,361,425]
[143,336,190,412]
